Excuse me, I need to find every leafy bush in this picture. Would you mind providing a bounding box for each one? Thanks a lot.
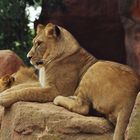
[0,0,40,65]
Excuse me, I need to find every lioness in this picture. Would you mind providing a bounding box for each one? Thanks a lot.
[0,23,139,140]
[0,67,39,93]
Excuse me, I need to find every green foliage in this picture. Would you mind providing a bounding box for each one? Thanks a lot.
[0,0,40,65]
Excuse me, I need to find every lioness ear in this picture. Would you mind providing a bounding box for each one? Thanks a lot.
[45,24,61,38]
[1,75,11,82]
[54,25,61,37]
[36,24,45,34]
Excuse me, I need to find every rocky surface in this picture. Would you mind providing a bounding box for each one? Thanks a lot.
[125,92,140,140]
[123,18,140,74]
[36,0,126,64]
[0,96,140,140]
[0,102,113,140]
[131,0,140,22]
[119,0,140,73]
[0,50,24,78]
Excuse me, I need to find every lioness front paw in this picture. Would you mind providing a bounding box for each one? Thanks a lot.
[0,93,16,107]
[0,98,10,107]
[53,96,64,105]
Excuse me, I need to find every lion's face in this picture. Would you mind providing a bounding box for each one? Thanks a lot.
[27,23,63,69]
[0,75,15,92]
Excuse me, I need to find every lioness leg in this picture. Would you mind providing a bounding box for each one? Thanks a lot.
[2,82,40,93]
[0,86,58,107]
[54,95,90,115]
[113,100,135,140]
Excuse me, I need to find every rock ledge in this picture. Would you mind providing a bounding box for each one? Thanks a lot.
[0,102,113,140]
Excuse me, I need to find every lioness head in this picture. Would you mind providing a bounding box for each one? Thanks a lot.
[27,23,80,69]
[0,75,15,92]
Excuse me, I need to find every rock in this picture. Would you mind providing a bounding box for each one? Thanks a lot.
[123,18,140,74]
[0,102,113,140]
[131,0,140,22]
[121,0,140,74]
[0,106,4,126]
[119,0,140,74]
[125,92,140,140]
[0,50,24,78]
[36,0,126,64]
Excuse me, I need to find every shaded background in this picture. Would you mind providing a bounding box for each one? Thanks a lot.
[0,0,140,73]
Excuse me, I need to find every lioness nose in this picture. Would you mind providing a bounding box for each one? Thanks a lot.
[27,56,32,60]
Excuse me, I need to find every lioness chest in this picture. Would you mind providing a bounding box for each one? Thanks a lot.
[39,67,46,87]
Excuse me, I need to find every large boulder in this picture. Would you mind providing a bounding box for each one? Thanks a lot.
[0,102,113,140]
[36,0,126,64]
[125,92,140,140]
[0,50,24,78]
[131,0,140,22]
[123,19,140,74]
[122,0,140,74]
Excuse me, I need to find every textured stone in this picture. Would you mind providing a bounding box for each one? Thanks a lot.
[123,18,140,74]
[131,0,140,22]
[121,0,140,74]
[0,50,24,78]
[125,92,140,140]
[0,102,113,140]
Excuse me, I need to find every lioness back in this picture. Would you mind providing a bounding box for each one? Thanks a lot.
[77,61,140,112]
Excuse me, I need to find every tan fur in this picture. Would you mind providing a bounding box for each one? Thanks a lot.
[0,23,139,140]
[12,66,38,85]
[0,67,39,93]
[0,75,15,92]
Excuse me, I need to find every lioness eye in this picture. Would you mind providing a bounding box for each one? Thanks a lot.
[37,41,43,46]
